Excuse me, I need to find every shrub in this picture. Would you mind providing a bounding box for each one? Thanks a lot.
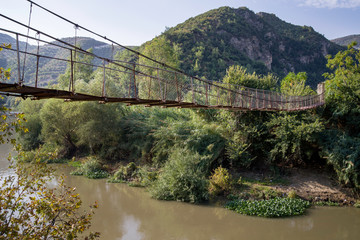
[109,162,138,183]
[17,145,60,163]
[209,166,232,196]
[287,190,297,199]
[149,148,209,203]
[71,157,108,179]
[321,133,360,189]
[225,197,310,218]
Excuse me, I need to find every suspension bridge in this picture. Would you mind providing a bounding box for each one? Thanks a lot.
[0,0,325,111]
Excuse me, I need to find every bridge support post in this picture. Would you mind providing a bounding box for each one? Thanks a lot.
[132,63,138,100]
[191,77,195,104]
[102,60,106,98]
[175,73,180,102]
[317,82,325,105]
[16,34,22,85]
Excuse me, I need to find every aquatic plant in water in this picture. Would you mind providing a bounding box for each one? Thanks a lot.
[225,197,310,217]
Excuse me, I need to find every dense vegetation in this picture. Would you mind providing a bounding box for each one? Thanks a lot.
[16,32,360,212]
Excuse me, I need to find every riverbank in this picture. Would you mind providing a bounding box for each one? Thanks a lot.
[230,168,358,206]
[67,157,359,207]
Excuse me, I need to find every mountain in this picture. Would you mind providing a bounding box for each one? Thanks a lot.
[0,33,123,86]
[160,7,343,87]
[332,34,360,49]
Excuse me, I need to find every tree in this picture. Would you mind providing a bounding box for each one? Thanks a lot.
[0,159,100,239]
[320,42,360,189]
[323,42,360,134]
[0,47,99,239]
[280,72,315,96]
[222,65,278,90]
[40,99,83,157]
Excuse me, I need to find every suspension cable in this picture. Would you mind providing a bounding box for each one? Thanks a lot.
[21,2,33,83]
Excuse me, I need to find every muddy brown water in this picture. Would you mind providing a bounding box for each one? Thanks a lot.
[1,143,360,240]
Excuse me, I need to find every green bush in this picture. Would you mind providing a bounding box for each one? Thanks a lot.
[287,190,297,199]
[225,197,310,218]
[108,162,138,183]
[149,148,209,203]
[71,157,108,179]
[321,133,360,189]
[17,145,60,163]
[209,166,232,196]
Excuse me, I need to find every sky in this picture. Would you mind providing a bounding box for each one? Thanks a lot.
[0,0,359,46]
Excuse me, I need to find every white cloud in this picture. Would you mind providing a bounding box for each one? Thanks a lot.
[300,0,360,8]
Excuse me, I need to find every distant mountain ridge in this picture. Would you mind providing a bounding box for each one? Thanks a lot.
[160,7,344,87]
[0,33,123,85]
[332,34,360,49]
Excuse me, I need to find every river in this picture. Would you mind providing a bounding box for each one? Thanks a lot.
[1,143,360,240]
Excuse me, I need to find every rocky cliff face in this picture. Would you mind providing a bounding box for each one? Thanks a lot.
[163,7,343,87]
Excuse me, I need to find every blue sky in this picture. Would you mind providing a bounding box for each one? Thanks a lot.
[1,0,359,45]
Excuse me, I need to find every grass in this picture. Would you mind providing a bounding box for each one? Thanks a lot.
[240,176,290,186]
[314,201,340,207]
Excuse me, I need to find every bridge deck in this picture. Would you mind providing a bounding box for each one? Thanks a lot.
[0,82,324,111]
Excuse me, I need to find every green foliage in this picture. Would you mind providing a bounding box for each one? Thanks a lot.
[323,42,360,134]
[17,145,59,163]
[109,162,138,183]
[209,166,233,196]
[149,148,209,203]
[18,99,44,150]
[321,133,360,188]
[314,201,340,207]
[109,163,158,187]
[281,72,315,96]
[0,89,99,238]
[319,43,360,190]
[266,113,324,166]
[151,112,225,170]
[71,157,108,179]
[222,65,278,90]
[287,190,297,199]
[225,197,310,217]
[0,44,11,81]
[0,160,100,239]
[40,99,82,157]
[354,201,360,208]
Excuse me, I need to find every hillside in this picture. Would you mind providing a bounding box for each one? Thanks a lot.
[160,7,343,87]
[0,33,123,85]
[332,34,360,49]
